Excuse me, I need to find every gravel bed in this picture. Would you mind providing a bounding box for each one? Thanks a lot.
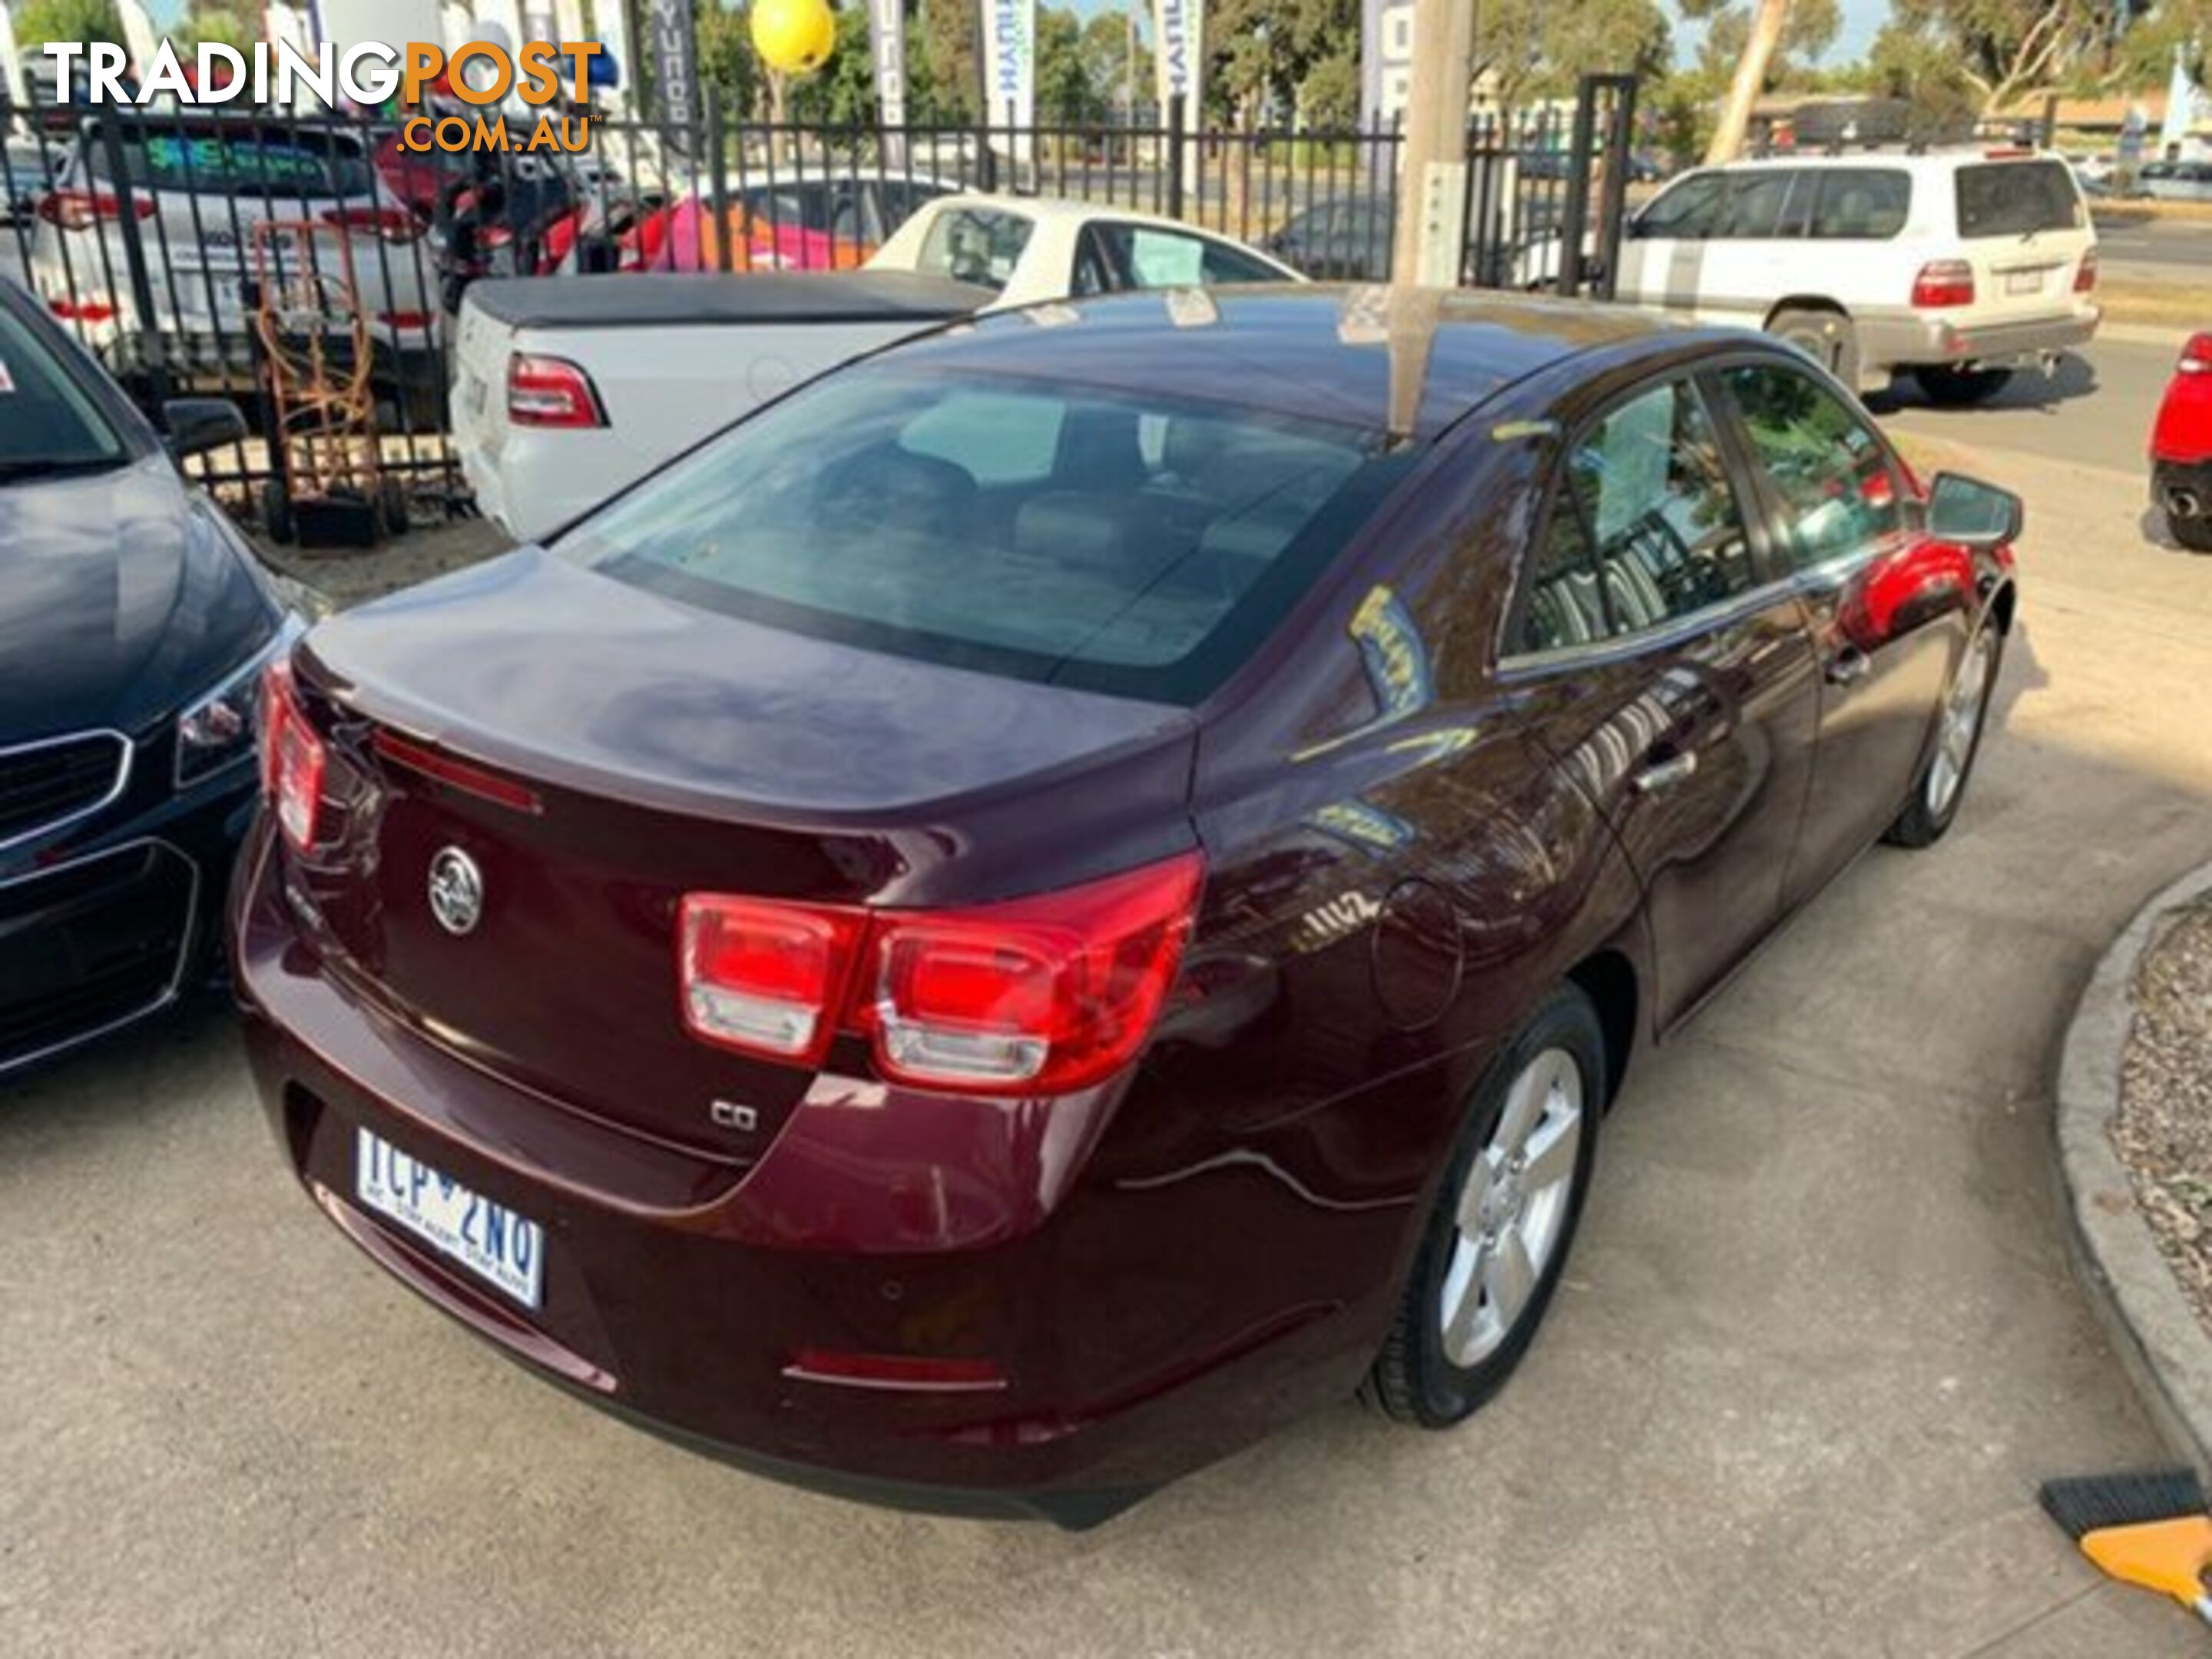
[2116,893,2212,1336]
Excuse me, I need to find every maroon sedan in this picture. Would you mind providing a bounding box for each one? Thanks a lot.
[233,286,2020,1526]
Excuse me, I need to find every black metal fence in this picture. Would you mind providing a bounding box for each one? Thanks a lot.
[0,71,1637,535]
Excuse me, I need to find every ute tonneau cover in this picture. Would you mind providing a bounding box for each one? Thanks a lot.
[464,270,992,331]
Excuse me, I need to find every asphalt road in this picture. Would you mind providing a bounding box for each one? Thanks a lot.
[7,346,2212,1655]
[1882,333,2177,477]
[2094,211,2212,272]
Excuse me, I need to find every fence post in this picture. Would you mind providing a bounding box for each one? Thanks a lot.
[94,106,169,410]
[1167,98,1184,222]
[1591,76,1638,303]
[977,115,998,193]
[1556,80,1600,298]
[703,82,731,273]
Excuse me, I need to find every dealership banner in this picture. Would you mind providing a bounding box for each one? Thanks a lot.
[867,0,906,164]
[1151,0,1200,127]
[1359,0,1413,129]
[637,0,697,131]
[979,0,1032,134]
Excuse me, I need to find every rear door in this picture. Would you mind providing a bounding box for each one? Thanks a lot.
[1504,370,1821,1029]
[1953,157,2093,317]
[1714,357,1974,904]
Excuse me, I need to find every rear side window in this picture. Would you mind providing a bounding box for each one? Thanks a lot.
[1715,171,1797,239]
[914,207,1034,291]
[1515,379,1756,652]
[1955,161,2082,238]
[88,127,371,197]
[1808,169,1910,240]
[1088,223,1287,288]
[558,367,1405,704]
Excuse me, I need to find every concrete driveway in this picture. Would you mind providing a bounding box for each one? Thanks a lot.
[6,383,2212,1657]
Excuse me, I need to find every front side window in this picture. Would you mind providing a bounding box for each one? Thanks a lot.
[914,207,1035,291]
[1715,171,1796,239]
[1720,363,1903,571]
[1808,169,1910,240]
[1515,379,1756,651]
[559,366,1402,704]
[1634,172,1724,239]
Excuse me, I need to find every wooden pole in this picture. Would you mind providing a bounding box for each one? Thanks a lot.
[1705,0,1790,164]
[1389,0,1475,286]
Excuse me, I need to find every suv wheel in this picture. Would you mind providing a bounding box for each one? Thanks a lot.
[1363,984,1603,1426]
[1913,365,2014,407]
[1770,307,1860,388]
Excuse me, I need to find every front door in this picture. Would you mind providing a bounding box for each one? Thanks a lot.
[1714,359,1975,906]
[1504,373,1821,1030]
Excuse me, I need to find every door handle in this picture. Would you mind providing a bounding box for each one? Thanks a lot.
[1826,647,1873,687]
[1631,750,1700,795]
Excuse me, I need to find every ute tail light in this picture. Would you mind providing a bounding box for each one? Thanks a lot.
[320,204,422,244]
[2179,333,2212,376]
[35,189,154,230]
[2073,249,2098,293]
[48,295,117,323]
[506,353,606,429]
[1911,260,1975,309]
[258,659,326,852]
[677,851,1206,1096]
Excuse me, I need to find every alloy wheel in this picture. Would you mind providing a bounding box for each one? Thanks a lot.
[1927,630,1995,818]
[1438,1047,1585,1368]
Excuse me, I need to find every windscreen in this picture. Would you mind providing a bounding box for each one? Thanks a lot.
[0,305,127,476]
[1955,161,2082,238]
[89,127,373,198]
[558,366,1404,704]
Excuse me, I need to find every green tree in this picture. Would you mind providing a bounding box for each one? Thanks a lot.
[14,0,123,47]
[1880,0,2104,117]
[1204,0,1358,127]
[1475,0,1673,112]
[919,0,982,121]
[1035,5,1099,121]
[1692,0,1840,87]
[786,5,879,125]
[1078,11,1148,120]
[696,0,764,120]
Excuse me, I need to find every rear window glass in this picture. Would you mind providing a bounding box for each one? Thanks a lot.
[558,366,1405,704]
[914,207,1034,290]
[1809,169,1909,239]
[1955,161,2081,238]
[90,127,372,198]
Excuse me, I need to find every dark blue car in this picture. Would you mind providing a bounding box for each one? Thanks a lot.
[0,279,302,1074]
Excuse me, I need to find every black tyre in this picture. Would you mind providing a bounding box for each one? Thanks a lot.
[1886,622,2003,848]
[1913,365,2014,407]
[379,478,411,538]
[1364,983,1604,1427]
[1770,306,1861,389]
[2171,512,2212,554]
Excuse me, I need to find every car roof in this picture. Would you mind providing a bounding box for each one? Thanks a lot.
[1700,148,2064,175]
[876,283,1692,441]
[915,192,1243,236]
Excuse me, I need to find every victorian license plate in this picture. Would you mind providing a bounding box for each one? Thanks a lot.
[354,1128,544,1308]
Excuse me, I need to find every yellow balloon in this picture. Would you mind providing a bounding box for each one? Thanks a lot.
[751,0,838,76]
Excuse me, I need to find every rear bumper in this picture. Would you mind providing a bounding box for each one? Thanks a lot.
[1858,305,2101,373]
[458,431,644,544]
[229,823,1391,1523]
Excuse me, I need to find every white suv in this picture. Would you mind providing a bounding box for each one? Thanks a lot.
[1613,148,2100,404]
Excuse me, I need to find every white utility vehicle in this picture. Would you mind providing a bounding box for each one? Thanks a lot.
[1612,147,2100,403]
[449,270,982,544]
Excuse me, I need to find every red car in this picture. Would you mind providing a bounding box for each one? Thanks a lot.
[233,291,2021,1526]
[2153,329,2212,551]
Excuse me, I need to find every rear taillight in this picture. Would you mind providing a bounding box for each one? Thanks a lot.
[679,897,869,1064]
[2074,249,2098,294]
[506,353,606,428]
[258,659,326,852]
[320,204,422,243]
[48,295,116,323]
[35,189,154,230]
[2179,332,2212,376]
[1911,260,1975,309]
[677,851,1205,1096]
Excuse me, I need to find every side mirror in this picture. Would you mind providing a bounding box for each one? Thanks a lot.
[1926,472,2023,548]
[163,397,248,459]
